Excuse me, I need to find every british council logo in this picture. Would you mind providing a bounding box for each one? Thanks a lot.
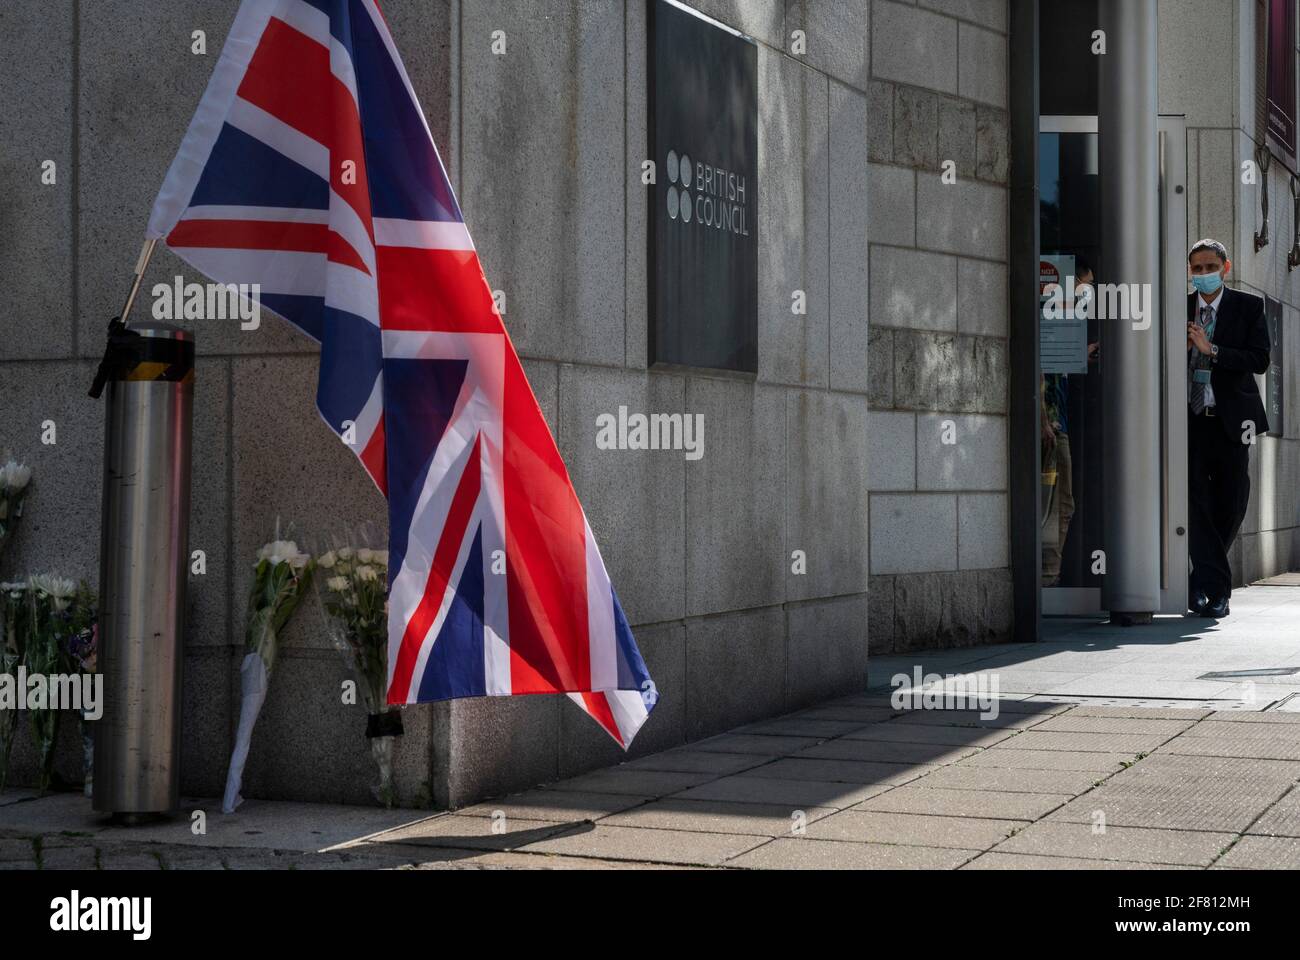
[666,149,693,224]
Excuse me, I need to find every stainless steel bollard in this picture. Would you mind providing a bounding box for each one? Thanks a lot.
[93,321,194,819]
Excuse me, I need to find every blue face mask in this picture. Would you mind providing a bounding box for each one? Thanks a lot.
[1191,271,1223,295]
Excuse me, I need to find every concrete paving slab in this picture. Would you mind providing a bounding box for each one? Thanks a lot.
[1122,752,1300,782]
[602,799,838,837]
[791,705,899,723]
[992,731,1170,754]
[1245,788,1300,838]
[796,738,981,765]
[670,774,892,809]
[1029,715,1197,736]
[840,723,1019,747]
[1214,835,1300,869]
[0,793,431,853]
[0,838,36,862]
[962,851,1195,869]
[1048,792,1278,833]
[737,718,870,738]
[690,734,825,755]
[991,820,1234,867]
[453,790,648,822]
[728,837,977,869]
[957,748,1134,772]
[1212,710,1300,724]
[516,824,767,867]
[622,750,772,776]
[808,809,1026,849]
[363,814,578,852]
[906,764,1105,794]
[886,709,1054,729]
[856,785,1072,821]
[740,757,932,786]
[545,769,718,797]
[1157,736,1300,761]
[1179,718,1300,738]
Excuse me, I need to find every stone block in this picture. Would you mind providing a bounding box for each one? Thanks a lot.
[893,85,938,169]
[786,391,870,599]
[557,365,686,625]
[460,0,624,366]
[784,0,870,89]
[868,80,894,162]
[917,0,1008,32]
[785,595,870,709]
[759,48,830,387]
[976,107,1010,183]
[445,694,561,807]
[684,379,785,615]
[870,246,958,331]
[957,22,1006,107]
[0,0,74,361]
[867,410,916,491]
[871,0,959,94]
[937,97,977,179]
[829,81,872,393]
[868,327,895,408]
[958,493,1008,569]
[917,174,1007,259]
[957,257,1008,336]
[915,413,1006,490]
[870,495,958,574]
[685,607,786,739]
[180,645,233,798]
[691,0,787,47]
[868,163,916,247]
[868,574,896,654]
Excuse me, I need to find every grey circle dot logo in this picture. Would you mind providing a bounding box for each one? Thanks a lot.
[667,185,679,219]
[681,193,692,223]
[680,154,692,188]
[666,150,679,184]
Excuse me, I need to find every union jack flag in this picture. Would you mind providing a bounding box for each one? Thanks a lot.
[147,0,656,747]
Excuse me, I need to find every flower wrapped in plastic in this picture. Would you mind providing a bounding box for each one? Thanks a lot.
[0,580,30,793]
[222,526,314,813]
[0,459,32,565]
[316,525,402,807]
[61,609,98,797]
[24,575,91,795]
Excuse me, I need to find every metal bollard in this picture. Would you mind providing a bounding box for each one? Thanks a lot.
[92,321,194,820]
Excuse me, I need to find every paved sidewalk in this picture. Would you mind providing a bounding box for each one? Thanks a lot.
[2,585,1299,870]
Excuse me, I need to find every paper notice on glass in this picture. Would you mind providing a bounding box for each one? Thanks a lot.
[1039,255,1089,374]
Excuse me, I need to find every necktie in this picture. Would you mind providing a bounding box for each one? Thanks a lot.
[1189,305,1212,414]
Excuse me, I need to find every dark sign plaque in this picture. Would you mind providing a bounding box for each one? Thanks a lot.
[1265,295,1285,437]
[648,0,758,373]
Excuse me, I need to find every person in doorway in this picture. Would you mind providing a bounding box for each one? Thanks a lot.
[1185,238,1271,618]
[1041,258,1097,586]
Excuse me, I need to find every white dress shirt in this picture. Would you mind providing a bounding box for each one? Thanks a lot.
[1192,289,1222,409]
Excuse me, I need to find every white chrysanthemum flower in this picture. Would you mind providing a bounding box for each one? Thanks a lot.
[257,539,309,569]
[317,551,337,569]
[337,546,354,560]
[30,575,76,610]
[356,547,373,563]
[356,565,378,582]
[371,550,388,567]
[0,461,32,492]
[326,575,349,592]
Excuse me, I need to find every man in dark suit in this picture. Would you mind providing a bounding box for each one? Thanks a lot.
[1186,238,1271,618]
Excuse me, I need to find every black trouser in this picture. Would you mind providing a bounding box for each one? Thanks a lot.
[1187,410,1250,601]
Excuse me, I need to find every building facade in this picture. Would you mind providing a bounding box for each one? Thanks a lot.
[0,0,1295,810]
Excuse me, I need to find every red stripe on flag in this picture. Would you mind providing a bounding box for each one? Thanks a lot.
[389,433,482,701]
[578,692,624,747]
[359,418,388,496]
[375,248,501,332]
[167,219,370,275]
[502,344,592,693]
[238,18,376,239]
[238,18,333,146]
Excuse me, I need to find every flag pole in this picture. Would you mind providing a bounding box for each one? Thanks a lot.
[117,238,158,330]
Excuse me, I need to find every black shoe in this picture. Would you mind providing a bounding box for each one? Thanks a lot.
[1199,596,1230,619]
[1189,589,1209,615]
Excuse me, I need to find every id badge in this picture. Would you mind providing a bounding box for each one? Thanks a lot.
[1193,368,1212,384]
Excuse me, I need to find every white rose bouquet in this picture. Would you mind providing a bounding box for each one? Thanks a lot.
[222,528,314,814]
[0,459,33,566]
[316,530,401,807]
